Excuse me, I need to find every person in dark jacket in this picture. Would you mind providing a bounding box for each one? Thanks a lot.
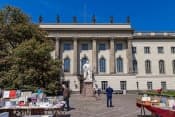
[106,86,113,107]
[97,88,101,96]
[62,84,70,111]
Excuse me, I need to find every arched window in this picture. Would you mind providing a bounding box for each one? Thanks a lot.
[145,60,151,73]
[99,57,106,73]
[64,57,70,72]
[159,60,165,74]
[173,60,175,74]
[81,57,88,73]
[133,60,137,73]
[116,57,123,73]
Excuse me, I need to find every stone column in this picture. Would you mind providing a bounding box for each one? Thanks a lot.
[127,39,133,73]
[92,39,97,73]
[55,37,60,59]
[110,38,115,74]
[73,38,78,74]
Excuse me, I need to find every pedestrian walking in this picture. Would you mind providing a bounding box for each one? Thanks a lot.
[106,86,113,107]
[97,88,101,97]
[0,87,4,98]
[92,88,98,100]
[36,87,43,102]
[62,84,71,111]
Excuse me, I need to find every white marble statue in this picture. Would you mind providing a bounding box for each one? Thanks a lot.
[83,61,92,82]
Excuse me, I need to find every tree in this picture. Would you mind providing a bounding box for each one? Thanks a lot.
[0,6,45,48]
[0,6,46,72]
[4,39,61,94]
[0,6,62,95]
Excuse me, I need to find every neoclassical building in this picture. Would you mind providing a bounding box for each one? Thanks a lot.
[40,22,175,92]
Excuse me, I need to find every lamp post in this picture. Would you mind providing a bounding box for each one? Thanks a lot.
[60,67,64,85]
[92,68,97,89]
[136,81,139,95]
[77,73,84,94]
[57,67,64,96]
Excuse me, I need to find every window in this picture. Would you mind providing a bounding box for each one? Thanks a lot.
[64,58,70,72]
[120,81,127,90]
[101,81,108,91]
[99,43,106,50]
[144,47,150,54]
[81,57,88,73]
[159,60,165,74]
[63,43,71,50]
[158,47,164,54]
[171,47,175,53]
[147,82,152,90]
[116,57,123,73]
[116,43,123,50]
[81,43,88,50]
[99,57,106,73]
[173,60,175,74]
[132,47,136,54]
[161,81,167,90]
[145,60,151,73]
[133,60,138,73]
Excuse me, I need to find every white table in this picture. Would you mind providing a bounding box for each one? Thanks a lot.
[0,106,64,117]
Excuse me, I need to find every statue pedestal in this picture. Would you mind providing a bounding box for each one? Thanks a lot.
[83,82,93,97]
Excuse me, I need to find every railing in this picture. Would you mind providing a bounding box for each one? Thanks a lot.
[34,16,131,24]
[134,32,175,37]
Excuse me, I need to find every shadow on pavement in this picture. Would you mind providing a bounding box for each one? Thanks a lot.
[137,115,152,117]
[63,107,76,111]
[69,107,76,111]
[56,114,71,117]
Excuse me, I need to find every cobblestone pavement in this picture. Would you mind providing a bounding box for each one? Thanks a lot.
[63,94,151,117]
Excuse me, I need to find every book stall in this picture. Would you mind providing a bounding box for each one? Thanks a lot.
[136,94,175,117]
[0,90,65,117]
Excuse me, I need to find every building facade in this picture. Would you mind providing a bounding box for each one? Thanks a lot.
[40,23,175,92]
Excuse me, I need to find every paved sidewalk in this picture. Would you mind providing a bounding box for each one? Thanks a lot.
[63,94,151,117]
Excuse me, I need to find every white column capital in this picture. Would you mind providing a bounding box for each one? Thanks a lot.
[55,36,60,40]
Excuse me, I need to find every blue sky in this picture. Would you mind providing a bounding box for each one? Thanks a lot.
[0,0,175,31]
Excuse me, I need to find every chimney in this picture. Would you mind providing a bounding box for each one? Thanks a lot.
[73,16,77,23]
[92,15,96,24]
[56,15,60,23]
[38,15,43,23]
[110,16,114,24]
[126,16,130,23]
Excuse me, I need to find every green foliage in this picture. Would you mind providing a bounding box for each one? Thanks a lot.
[0,6,46,48]
[0,6,46,72]
[0,6,62,95]
[140,90,175,97]
[0,6,29,24]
